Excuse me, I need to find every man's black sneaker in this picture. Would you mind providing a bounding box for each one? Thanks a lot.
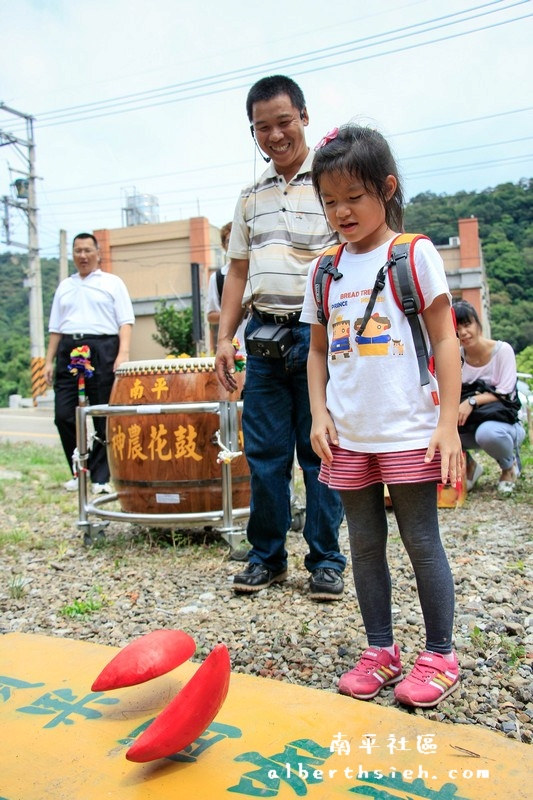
[233,562,288,593]
[309,567,344,601]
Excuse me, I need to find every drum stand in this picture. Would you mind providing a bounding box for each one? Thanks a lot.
[74,400,249,553]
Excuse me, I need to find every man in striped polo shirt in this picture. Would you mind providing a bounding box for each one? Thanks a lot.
[215,75,346,600]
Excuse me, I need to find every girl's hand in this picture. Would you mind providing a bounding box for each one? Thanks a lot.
[310,411,338,465]
[425,424,463,486]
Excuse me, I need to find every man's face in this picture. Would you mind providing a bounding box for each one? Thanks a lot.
[73,238,99,277]
[250,93,309,179]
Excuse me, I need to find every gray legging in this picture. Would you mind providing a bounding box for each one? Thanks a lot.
[340,481,455,654]
[460,419,525,471]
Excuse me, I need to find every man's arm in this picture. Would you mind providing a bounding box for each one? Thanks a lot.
[215,258,248,391]
[44,332,62,385]
[114,323,132,371]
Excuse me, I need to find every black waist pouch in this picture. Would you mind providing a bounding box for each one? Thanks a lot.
[246,324,295,358]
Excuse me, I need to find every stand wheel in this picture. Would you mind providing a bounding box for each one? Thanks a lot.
[83,526,107,547]
[229,542,251,562]
[290,509,305,532]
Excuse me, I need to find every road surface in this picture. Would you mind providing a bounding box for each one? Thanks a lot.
[0,406,60,447]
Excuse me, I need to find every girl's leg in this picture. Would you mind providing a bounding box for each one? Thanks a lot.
[340,485,393,647]
[388,481,454,654]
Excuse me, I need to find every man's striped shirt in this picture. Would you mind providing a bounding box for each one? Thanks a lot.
[228,150,338,315]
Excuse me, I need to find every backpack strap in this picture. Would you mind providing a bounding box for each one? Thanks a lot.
[215,268,225,302]
[313,243,346,325]
[388,233,428,314]
[388,234,431,386]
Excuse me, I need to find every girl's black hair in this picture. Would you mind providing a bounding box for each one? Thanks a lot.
[312,124,404,231]
[452,299,482,328]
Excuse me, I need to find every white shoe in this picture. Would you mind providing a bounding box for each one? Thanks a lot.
[92,482,113,495]
[497,460,519,494]
[497,480,515,494]
[64,477,78,492]
[466,461,484,492]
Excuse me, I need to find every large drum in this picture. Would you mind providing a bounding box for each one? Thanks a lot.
[106,357,249,514]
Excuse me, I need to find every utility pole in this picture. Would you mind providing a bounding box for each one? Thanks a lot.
[0,103,46,404]
[59,229,68,282]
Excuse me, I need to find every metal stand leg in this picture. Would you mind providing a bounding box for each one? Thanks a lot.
[76,405,108,546]
[218,401,248,554]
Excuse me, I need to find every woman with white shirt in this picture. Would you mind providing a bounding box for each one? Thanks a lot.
[454,300,525,493]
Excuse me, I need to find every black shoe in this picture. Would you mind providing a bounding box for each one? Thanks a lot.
[309,567,344,601]
[233,562,288,593]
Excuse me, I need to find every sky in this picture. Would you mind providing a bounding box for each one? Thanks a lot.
[0,0,531,259]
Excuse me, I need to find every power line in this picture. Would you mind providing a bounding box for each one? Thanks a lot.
[38,120,532,206]
[407,153,532,178]
[34,1,509,121]
[21,3,530,128]
[391,106,533,137]
[400,136,533,161]
[35,153,531,226]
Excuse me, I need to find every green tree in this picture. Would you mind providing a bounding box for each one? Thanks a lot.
[516,345,533,380]
[152,301,193,355]
[0,334,32,405]
[0,252,61,403]
[404,179,532,353]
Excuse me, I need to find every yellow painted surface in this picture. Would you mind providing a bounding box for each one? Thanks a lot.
[0,633,530,800]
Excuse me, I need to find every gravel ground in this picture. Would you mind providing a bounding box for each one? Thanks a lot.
[0,449,531,745]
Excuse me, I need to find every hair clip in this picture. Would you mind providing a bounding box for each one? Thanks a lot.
[314,127,339,150]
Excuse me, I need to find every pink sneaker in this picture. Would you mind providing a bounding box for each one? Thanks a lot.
[394,651,460,708]
[338,645,403,700]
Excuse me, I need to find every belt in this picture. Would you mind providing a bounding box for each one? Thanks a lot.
[63,333,118,341]
[253,309,301,326]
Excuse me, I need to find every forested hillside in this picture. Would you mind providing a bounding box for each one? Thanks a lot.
[0,179,531,404]
[0,254,58,404]
[405,179,533,351]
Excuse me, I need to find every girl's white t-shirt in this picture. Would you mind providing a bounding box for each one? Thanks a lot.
[300,237,451,453]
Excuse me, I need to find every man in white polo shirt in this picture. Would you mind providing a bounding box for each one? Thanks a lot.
[215,75,346,600]
[44,232,134,494]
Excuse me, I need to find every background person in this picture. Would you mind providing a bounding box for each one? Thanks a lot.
[44,232,135,493]
[454,299,525,493]
[206,222,248,353]
[215,74,346,600]
[302,124,462,708]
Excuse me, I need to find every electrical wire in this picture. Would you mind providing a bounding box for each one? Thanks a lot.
[34,0,511,121]
[11,2,528,128]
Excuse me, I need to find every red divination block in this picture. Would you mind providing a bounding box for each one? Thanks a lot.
[126,643,231,763]
[91,629,196,691]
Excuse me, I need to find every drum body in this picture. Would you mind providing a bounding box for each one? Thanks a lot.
[107,358,249,514]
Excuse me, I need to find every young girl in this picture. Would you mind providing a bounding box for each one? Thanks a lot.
[300,124,463,709]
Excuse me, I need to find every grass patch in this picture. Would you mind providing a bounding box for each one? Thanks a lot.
[0,440,67,482]
[60,586,107,617]
[0,440,235,556]
[0,441,75,548]
[469,626,527,667]
[8,574,29,599]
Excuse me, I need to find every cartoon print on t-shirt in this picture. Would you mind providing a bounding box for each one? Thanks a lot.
[392,338,405,355]
[354,312,391,356]
[330,313,353,360]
